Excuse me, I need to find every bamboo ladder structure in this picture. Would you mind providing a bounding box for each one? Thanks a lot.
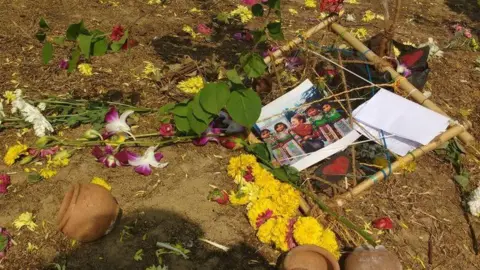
[254,15,478,201]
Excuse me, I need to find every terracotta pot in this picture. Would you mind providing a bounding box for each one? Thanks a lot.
[344,245,402,270]
[57,183,120,242]
[282,245,340,270]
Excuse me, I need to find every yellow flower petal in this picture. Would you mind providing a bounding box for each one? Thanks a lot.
[91,177,112,191]
[13,212,38,231]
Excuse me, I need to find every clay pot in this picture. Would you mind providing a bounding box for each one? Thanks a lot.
[281,245,340,270]
[57,183,120,242]
[344,245,402,270]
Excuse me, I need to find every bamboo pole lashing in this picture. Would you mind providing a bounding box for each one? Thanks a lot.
[337,122,471,204]
[329,22,476,148]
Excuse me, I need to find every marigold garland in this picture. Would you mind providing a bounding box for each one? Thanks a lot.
[225,154,340,255]
[3,143,28,166]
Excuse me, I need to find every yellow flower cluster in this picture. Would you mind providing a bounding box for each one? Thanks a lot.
[78,63,93,76]
[143,61,160,78]
[288,9,298,15]
[177,76,204,94]
[3,143,28,166]
[3,90,15,104]
[293,217,340,258]
[362,10,384,22]
[352,28,368,40]
[39,150,71,180]
[226,154,340,255]
[91,177,112,191]
[229,5,253,23]
[182,25,197,39]
[305,0,316,8]
[13,212,38,231]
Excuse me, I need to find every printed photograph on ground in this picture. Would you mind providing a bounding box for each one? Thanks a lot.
[253,79,361,171]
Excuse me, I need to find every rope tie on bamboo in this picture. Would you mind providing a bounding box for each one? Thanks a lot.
[362,49,372,56]
[407,151,416,161]
[373,56,392,73]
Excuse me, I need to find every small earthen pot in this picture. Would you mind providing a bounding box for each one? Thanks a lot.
[57,183,120,242]
[281,245,340,270]
[344,245,402,270]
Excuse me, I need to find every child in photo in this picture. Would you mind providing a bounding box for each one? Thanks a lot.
[306,105,328,129]
[322,103,342,123]
[290,114,325,153]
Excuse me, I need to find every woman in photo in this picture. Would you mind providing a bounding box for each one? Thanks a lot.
[290,114,325,153]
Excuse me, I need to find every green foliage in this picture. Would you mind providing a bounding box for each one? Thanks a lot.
[199,82,231,114]
[36,18,131,72]
[42,42,53,64]
[240,53,267,78]
[267,0,281,9]
[271,166,301,185]
[226,69,243,84]
[226,89,262,127]
[252,4,264,17]
[267,22,284,40]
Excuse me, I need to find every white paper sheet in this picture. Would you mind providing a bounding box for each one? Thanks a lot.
[354,121,421,156]
[353,89,450,145]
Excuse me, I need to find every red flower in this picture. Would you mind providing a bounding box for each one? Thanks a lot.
[159,123,175,137]
[372,217,393,230]
[243,166,254,182]
[219,136,244,150]
[197,24,213,36]
[256,209,274,228]
[319,0,344,13]
[0,174,11,194]
[110,24,125,41]
[208,189,229,205]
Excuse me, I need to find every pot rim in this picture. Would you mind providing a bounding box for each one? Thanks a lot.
[56,183,80,231]
[283,245,340,270]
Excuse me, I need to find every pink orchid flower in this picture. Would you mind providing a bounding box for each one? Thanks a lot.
[193,122,223,146]
[241,0,260,6]
[127,146,168,176]
[91,145,130,168]
[104,107,135,138]
[0,174,11,194]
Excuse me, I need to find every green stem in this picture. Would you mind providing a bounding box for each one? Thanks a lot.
[296,185,377,246]
[55,135,198,148]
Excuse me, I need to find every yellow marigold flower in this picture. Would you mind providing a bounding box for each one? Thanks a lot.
[91,177,112,191]
[293,217,340,259]
[252,166,276,187]
[177,76,204,94]
[247,198,276,228]
[182,25,197,39]
[257,217,291,251]
[228,154,259,179]
[305,0,316,8]
[288,8,298,15]
[400,160,416,173]
[233,182,260,204]
[352,28,368,40]
[78,63,93,76]
[13,212,38,231]
[39,167,57,179]
[273,183,301,217]
[230,5,253,23]
[4,143,28,166]
[3,90,15,104]
[229,190,250,205]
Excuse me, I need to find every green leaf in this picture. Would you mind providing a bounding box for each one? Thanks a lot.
[240,53,267,78]
[216,12,230,24]
[174,115,190,132]
[454,175,469,190]
[247,143,270,161]
[267,22,284,40]
[158,102,175,115]
[28,172,44,183]
[66,21,84,41]
[226,69,243,84]
[110,30,129,52]
[93,38,108,56]
[187,106,209,135]
[42,42,53,64]
[267,0,280,9]
[252,30,267,44]
[191,94,213,123]
[226,88,261,127]
[0,234,8,251]
[35,31,46,42]
[199,82,231,115]
[172,104,189,117]
[271,166,301,185]
[68,49,81,73]
[78,34,92,59]
[252,4,264,16]
[39,18,49,29]
[53,36,65,45]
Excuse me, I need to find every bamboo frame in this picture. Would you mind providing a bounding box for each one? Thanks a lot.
[338,122,471,203]
[329,22,476,148]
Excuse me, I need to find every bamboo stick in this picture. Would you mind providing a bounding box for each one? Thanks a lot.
[263,15,340,65]
[337,123,471,203]
[329,22,476,148]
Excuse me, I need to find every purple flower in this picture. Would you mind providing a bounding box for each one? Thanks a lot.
[127,147,168,176]
[0,174,11,194]
[233,31,253,42]
[285,57,304,70]
[241,0,260,6]
[0,227,13,259]
[104,107,135,138]
[59,59,69,70]
[91,145,130,168]
[193,122,223,146]
[262,46,279,58]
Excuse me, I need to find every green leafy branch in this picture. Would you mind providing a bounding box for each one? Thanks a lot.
[36,18,130,72]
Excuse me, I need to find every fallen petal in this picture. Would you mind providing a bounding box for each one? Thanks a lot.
[105,107,119,123]
[135,164,152,176]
